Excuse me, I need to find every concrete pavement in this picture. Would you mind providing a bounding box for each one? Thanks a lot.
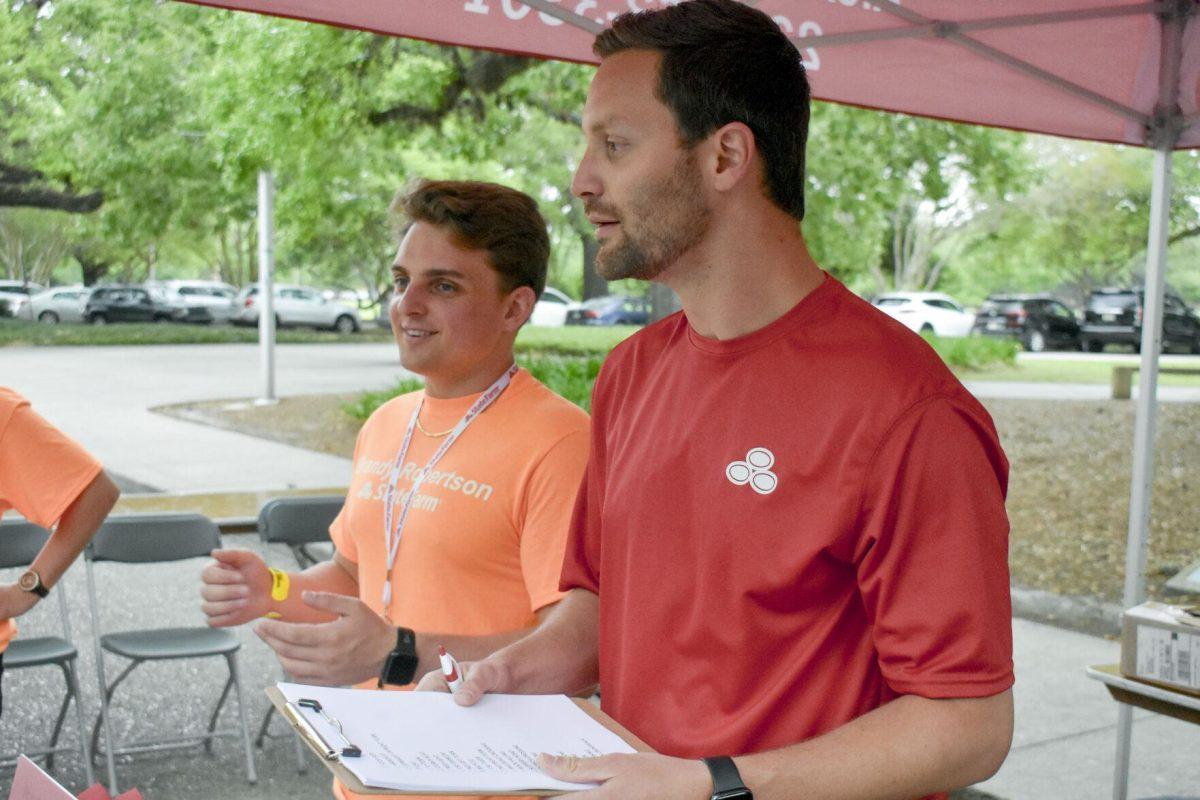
[978,620,1200,799]
[1,343,409,493]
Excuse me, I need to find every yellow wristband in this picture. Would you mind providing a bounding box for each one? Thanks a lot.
[268,568,290,603]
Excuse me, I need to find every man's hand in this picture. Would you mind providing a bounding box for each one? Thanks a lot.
[0,583,40,620]
[200,549,272,627]
[253,591,395,686]
[536,752,711,800]
[414,655,511,706]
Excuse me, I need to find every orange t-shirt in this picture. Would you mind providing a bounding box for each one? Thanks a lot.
[0,387,102,653]
[329,368,589,800]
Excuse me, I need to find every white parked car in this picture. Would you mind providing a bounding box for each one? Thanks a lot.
[0,280,45,318]
[159,280,239,324]
[528,286,579,327]
[232,283,361,333]
[873,291,975,337]
[21,286,91,324]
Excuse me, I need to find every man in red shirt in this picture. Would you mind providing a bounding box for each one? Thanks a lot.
[433,2,1015,798]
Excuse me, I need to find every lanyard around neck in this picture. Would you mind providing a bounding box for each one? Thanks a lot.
[379,363,519,614]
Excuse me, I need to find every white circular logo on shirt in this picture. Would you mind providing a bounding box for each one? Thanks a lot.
[726,447,778,495]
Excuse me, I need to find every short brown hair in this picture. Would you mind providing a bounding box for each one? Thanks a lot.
[595,0,810,221]
[391,179,550,297]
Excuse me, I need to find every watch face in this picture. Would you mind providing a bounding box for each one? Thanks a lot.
[385,652,420,686]
[18,571,40,592]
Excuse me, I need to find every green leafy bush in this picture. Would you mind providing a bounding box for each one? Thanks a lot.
[342,353,607,423]
[926,334,1020,370]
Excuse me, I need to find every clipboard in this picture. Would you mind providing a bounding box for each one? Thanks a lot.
[265,686,652,796]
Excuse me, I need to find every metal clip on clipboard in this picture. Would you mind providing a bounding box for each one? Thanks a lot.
[283,697,363,760]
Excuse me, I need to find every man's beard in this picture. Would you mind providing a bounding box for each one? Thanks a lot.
[592,151,710,282]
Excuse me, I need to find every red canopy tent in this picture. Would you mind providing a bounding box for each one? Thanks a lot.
[176,2,1200,796]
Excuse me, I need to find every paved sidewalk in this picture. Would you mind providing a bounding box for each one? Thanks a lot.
[2,344,408,493]
[965,379,1200,403]
[977,619,1199,799]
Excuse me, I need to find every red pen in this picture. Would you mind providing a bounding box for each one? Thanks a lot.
[438,645,463,694]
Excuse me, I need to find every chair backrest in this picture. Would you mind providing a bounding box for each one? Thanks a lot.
[257,496,342,546]
[86,513,221,563]
[0,520,77,645]
[0,520,52,569]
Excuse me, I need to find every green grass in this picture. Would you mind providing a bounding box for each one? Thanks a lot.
[0,318,635,350]
[0,318,392,346]
[970,358,1200,386]
[514,325,639,356]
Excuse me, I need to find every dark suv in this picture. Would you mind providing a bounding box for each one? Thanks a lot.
[1080,288,1200,353]
[972,294,1082,352]
[84,285,205,324]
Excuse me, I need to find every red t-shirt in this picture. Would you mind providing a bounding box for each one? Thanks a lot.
[560,277,1013,784]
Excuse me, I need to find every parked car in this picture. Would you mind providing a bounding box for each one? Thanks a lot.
[972,294,1082,352]
[872,291,975,337]
[158,280,238,324]
[0,280,46,318]
[85,285,195,324]
[1080,288,1200,353]
[528,286,579,327]
[20,286,91,324]
[232,284,361,332]
[566,294,651,326]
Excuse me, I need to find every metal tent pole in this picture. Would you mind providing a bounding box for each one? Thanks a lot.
[1112,138,1175,800]
[257,170,277,405]
[1111,2,1190,792]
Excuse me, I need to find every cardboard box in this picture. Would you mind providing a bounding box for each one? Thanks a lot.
[1120,601,1200,698]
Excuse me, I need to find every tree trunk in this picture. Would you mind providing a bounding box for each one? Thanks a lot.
[73,247,110,286]
[581,236,608,300]
[648,283,681,324]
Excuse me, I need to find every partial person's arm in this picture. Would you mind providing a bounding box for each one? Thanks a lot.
[418,587,600,702]
[201,548,361,626]
[0,470,119,619]
[534,689,1013,800]
[255,594,565,687]
[211,549,576,687]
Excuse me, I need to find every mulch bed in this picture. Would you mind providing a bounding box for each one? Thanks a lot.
[159,395,1200,610]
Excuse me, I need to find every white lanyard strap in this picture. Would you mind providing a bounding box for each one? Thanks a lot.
[380,363,519,611]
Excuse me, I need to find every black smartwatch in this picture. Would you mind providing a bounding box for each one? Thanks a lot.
[378,627,419,687]
[702,756,753,800]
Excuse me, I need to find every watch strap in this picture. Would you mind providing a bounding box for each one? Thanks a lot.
[378,626,419,687]
[702,756,753,800]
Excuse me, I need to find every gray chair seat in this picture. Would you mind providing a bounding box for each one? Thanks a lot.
[6,636,77,669]
[101,628,239,660]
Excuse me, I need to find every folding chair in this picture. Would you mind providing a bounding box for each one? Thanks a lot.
[253,495,343,771]
[84,513,256,794]
[257,495,342,570]
[0,520,94,785]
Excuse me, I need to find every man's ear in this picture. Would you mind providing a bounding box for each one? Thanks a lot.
[502,285,537,331]
[709,121,756,194]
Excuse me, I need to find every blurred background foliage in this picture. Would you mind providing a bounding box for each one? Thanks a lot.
[2,0,1198,308]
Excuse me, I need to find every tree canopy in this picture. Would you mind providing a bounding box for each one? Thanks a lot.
[2,0,1197,306]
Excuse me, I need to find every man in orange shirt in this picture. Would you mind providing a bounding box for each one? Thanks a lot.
[199,179,590,800]
[0,387,121,717]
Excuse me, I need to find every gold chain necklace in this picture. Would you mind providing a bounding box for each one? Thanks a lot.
[415,411,455,438]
